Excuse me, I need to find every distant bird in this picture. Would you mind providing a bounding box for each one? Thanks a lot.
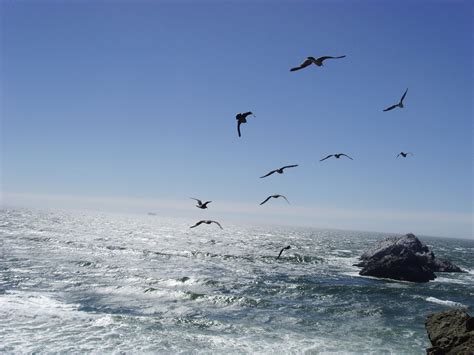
[260,165,298,178]
[397,152,413,158]
[319,153,353,162]
[290,55,346,71]
[236,111,255,137]
[190,198,212,209]
[190,220,223,229]
[260,194,290,206]
[276,245,291,260]
[383,88,408,112]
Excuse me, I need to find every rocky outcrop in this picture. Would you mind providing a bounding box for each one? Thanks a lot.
[425,309,474,354]
[355,233,464,282]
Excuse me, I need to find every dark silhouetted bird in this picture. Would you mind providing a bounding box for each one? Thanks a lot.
[190,220,223,229]
[260,165,298,178]
[260,194,290,205]
[319,153,353,162]
[290,55,346,71]
[190,198,212,209]
[397,152,413,158]
[383,88,408,112]
[236,111,254,137]
[276,245,291,260]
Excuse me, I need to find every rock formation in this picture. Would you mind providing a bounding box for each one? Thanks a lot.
[425,309,474,354]
[355,233,464,282]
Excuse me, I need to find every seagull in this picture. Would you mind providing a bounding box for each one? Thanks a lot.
[260,165,298,179]
[190,220,223,229]
[260,194,290,206]
[383,88,408,112]
[190,198,212,209]
[236,111,255,137]
[290,55,346,71]
[319,153,353,162]
[276,245,291,260]
[397,152,413,158]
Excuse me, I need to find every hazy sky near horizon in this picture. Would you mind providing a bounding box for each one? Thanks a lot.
[1,0,473,238]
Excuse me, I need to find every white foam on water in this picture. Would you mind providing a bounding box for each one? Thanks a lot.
[0,291,80,318]
[433,276,470,285]
[425,297,467,308]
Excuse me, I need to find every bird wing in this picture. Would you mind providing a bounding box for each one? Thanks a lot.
[260,170,276,178]
[320,155,333,162]
[190,220,204,228]
[340,154,353,160]
[279,195,290,204]
[276,248,285,260]
[242,112,253,118]
[211,221,223,229]
[237,121,242,137]
[282,164,298,170]
[190,198,202,205]
[396,153,401,158]
[290,66,303,72]
[383,104,398,112]
[400,88,408,103]
[202,201,212,207]
[290,58,312,71]
[260,196,272,205]
[318,55,346,62]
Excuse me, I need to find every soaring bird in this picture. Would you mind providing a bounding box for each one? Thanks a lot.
[260,165,298,179]
[276,245,291,260]
[190,220,223,229]
[397,152,413,158]
[190,198,212,209]
[383,88,408,112]
[260,194,290,205]
[290,55,346,71]
[236,111,255,137]
[319,153,353,162]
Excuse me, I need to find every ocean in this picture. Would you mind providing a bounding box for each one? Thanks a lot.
[1,208,473,353]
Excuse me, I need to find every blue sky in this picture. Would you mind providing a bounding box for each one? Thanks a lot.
[1,0,472,238]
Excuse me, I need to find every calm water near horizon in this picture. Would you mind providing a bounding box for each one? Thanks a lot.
[1,208,473,353]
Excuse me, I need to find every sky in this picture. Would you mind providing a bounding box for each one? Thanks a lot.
[1,0,472,238]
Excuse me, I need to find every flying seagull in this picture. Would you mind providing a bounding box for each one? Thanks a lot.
[260,165,298,179]
[290,55,346,71]
[397,152,413,158]
[236,111,255,137]
[190,220,223,229]
[276,245,291,260]
[190,198,212,209]
[319,153,353,162]
[383,88,408,112]
[260,194,290,206]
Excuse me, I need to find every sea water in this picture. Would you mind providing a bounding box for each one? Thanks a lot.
[1,208,473,353]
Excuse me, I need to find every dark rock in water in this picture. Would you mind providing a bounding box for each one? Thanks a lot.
[425,309,474,354]
[356,233,465,282]
[428,258,465,273]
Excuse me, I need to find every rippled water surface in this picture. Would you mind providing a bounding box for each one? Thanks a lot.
[1,208,473,353]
